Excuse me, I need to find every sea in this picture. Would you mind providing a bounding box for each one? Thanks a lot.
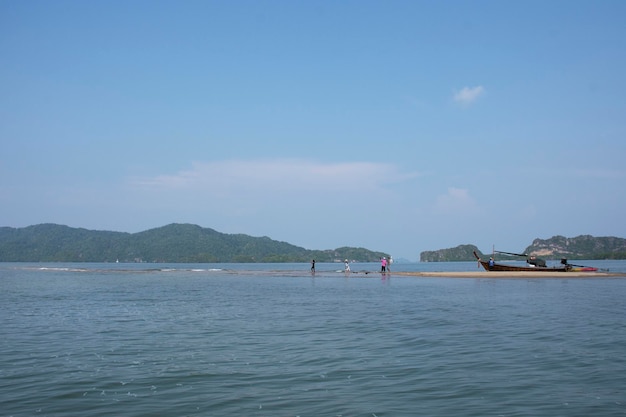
[1,261,625,417]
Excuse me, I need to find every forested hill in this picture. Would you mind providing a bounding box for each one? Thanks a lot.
[0,223,389,263]
[421,235,626,262]
[523,235,626,259]
[420,244,481,262]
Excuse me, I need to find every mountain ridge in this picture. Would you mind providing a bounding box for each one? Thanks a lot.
[420,235,626,262]
[0,223,389,263]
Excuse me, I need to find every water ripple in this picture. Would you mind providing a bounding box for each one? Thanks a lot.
[1,267,625,416]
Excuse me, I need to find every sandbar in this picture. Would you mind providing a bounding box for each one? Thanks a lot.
[392,271,626,278]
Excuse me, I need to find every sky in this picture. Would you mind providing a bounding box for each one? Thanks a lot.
[1,0,625,261]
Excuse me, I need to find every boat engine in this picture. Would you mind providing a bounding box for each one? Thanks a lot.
[527,256,546,267]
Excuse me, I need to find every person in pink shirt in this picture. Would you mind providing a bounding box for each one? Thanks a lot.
[381,257,387,273]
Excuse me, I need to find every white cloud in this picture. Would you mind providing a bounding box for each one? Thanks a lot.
[433,187,478,214]
[453,86,485,105]
[132,159,420,195]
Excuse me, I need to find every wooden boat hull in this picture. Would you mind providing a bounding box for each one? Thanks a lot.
[473,251,569,272]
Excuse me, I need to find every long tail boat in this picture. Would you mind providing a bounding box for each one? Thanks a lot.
[473,251,571,272]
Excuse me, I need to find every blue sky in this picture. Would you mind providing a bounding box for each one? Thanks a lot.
[1,1,625,261]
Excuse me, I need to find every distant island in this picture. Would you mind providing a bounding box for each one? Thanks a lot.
[420,235,626,262]
[3,224,624,263]
[0,223,389,263]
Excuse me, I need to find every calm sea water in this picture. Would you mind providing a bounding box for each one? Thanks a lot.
[1,262,625,417]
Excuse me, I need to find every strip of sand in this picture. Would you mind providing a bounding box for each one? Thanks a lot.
[393,271,626,278]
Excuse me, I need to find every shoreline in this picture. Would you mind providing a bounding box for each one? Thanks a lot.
[4,263,625,278]
[392,271,626,278]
